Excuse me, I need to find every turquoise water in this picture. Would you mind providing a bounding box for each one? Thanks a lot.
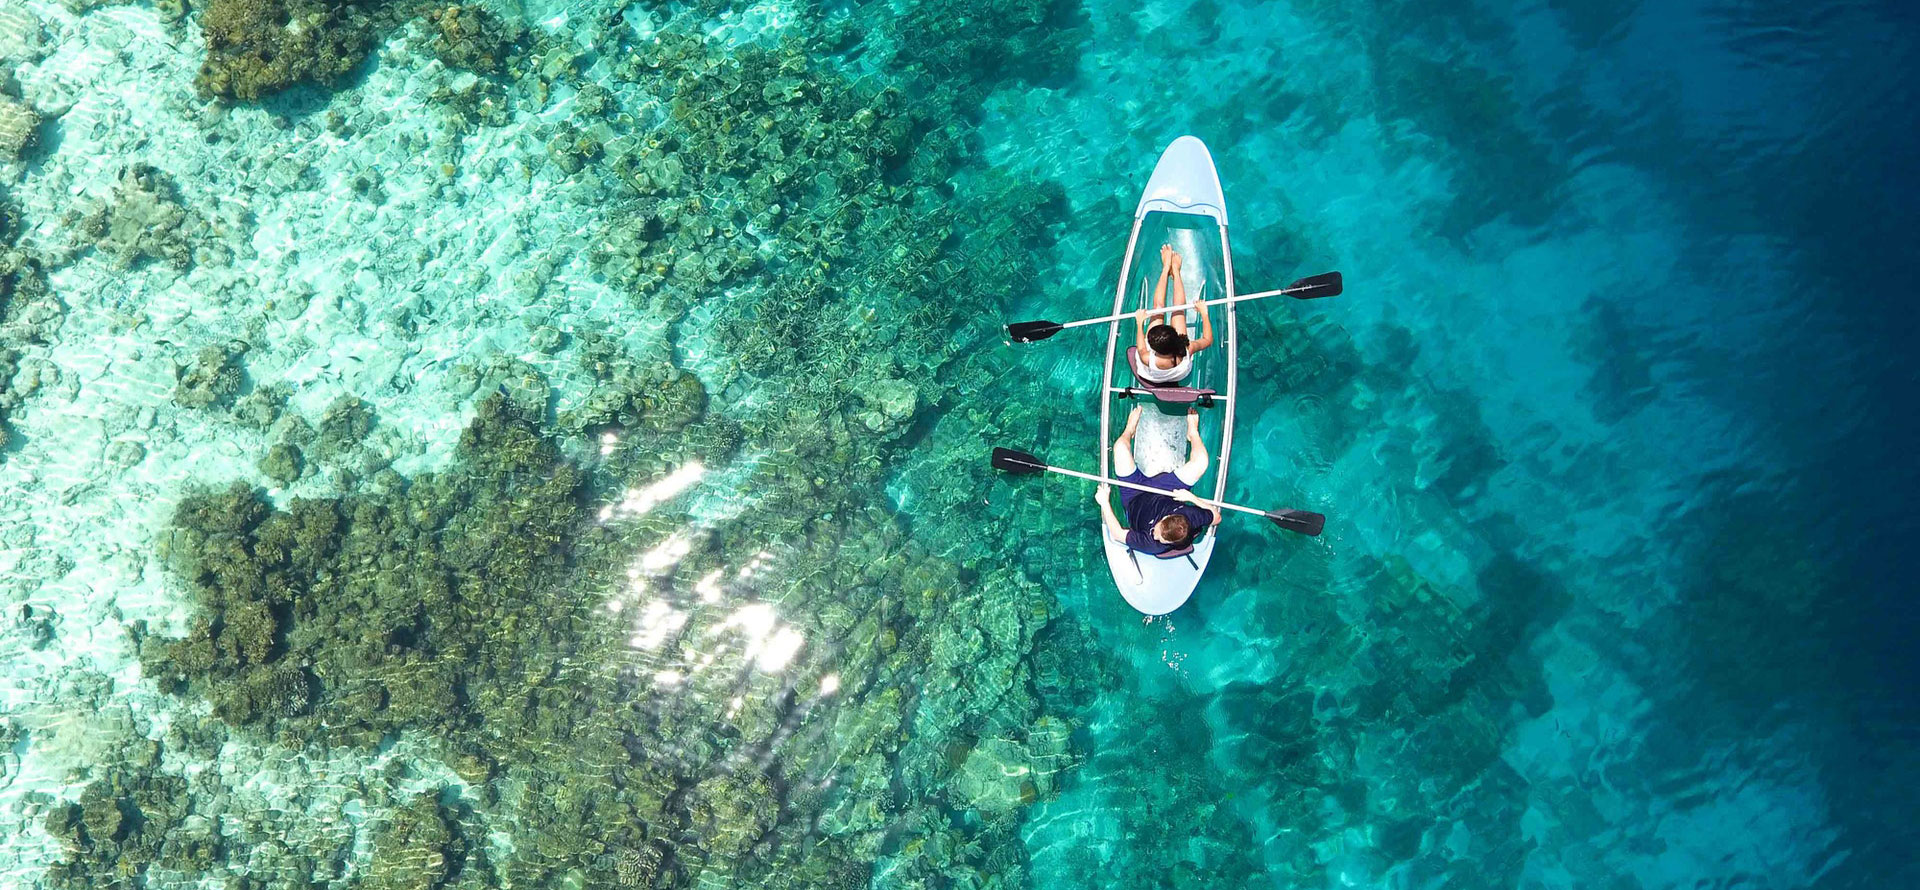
[1,0,1915,886]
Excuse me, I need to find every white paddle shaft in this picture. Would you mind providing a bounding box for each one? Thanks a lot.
[1054,282,1317,332]
[1039,462,1266,517]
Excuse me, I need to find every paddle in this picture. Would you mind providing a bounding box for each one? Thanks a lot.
[1007,271,1343,343]
[991,447,1326,536]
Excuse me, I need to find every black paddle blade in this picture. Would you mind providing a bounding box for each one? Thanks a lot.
[1287,271,1343,300]
[1266,509,1326,536]
[1006,320,1064,343]
[991,447,1046,475]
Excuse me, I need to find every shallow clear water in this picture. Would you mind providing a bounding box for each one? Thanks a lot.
[1,0,1915,886]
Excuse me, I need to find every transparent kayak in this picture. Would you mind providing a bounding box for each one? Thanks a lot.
[1098,136,1239,616]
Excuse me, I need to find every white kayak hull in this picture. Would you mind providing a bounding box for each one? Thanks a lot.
[1136,136,1229,225]
[1098,136,1240,616]
[1105,532,1218,615]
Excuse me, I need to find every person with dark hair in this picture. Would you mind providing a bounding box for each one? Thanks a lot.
[1132,244,1215,385]
[1094,405,1223,555]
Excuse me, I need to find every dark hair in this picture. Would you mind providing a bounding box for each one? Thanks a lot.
[1146,324,1189,358]
[1155,514,1192,545]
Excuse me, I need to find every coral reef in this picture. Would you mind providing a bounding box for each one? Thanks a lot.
[0,2,49,63]
[363,792,469,890]
[139,372,1079,886]
[0,92,37,163]
[419,3,525,74]
[172,342,248,409]
[42,759,193,889]
[141,392,590,742]
[259,441,303,484]
[884,0,1086,103]
[73,165,201,270]
[120,2,1103,887]
[195,0,397,100]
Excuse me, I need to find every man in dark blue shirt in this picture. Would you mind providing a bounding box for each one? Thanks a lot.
[1094,405,1222,555]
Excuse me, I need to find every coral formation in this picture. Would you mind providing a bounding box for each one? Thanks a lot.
[0,346,16,455]
[74,165,201,270]
[42,760,192,889]
[312,393,375,461]
[153,0,188,24]
[195,0,396,100]
[142,392,595,744]
[172,342,247,409]
[0,194,60,458]
[259,441,303,484]
[0,93,36,163]
[232,381,288,429]
[0,2,49,63]
[2,244,63,344]
[0,191,18,247]
[363,792,468,890]
[419,3,525,74]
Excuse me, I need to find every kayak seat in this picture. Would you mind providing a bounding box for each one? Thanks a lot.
[1124,347,1217,409]
[1125,540,1201,573]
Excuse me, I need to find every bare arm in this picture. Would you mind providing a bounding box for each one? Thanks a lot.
[1138,262,1171,353]
[1189,291,1215,354]
[1094,485,1128,543]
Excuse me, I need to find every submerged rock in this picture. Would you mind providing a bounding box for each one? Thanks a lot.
[0,3,48,63]
[196,0,389,100]
[173,342,247,409]
[420,3,526,74]
[363,793,465,890]
[0,94,37,163]
[77,165,199,270]
[259,442,303,484]
[41,763,191,888]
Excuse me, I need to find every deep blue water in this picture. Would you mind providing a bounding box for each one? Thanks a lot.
[941,0,1920,885]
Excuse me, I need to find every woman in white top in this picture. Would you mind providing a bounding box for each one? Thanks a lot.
[1132,245,1215,385]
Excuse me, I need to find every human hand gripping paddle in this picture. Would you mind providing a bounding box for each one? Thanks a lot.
[991,447,1326,536]
[1007,271,1343,343]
